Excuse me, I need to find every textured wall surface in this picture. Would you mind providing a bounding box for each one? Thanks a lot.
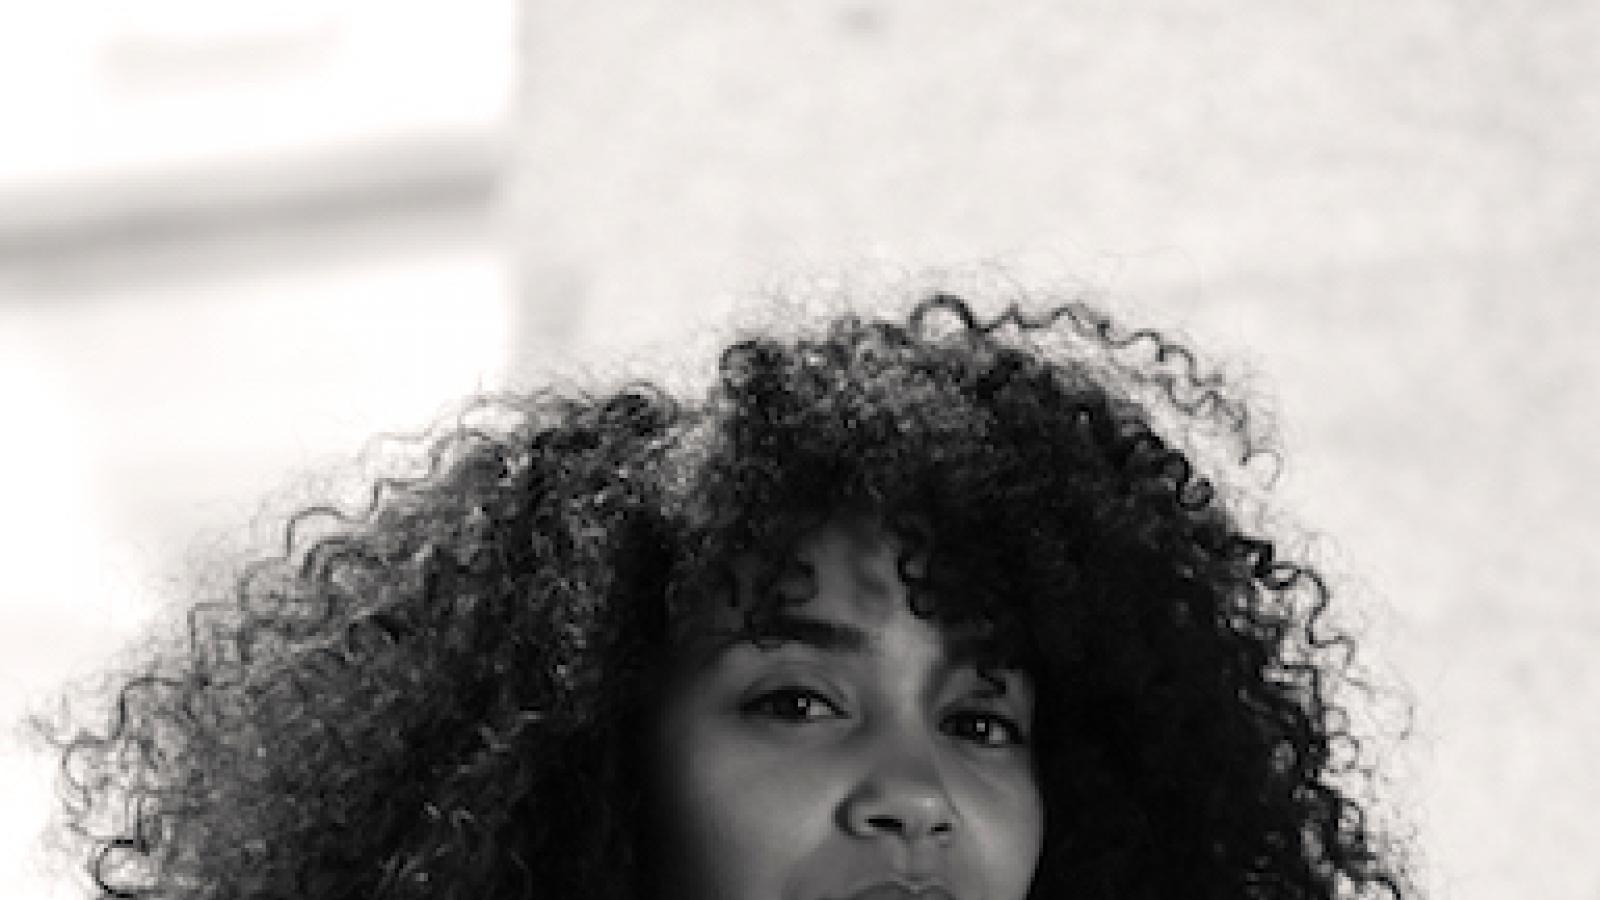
[511,4,1600,898]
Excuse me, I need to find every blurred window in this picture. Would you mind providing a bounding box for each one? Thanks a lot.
[0,1,514,257]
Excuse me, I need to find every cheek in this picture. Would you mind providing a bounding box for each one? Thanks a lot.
[652,715,840,899]
[962,772,1045,900]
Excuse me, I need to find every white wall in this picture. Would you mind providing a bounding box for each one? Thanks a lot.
[0,5,514,898]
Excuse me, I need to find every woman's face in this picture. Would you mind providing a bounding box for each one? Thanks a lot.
[648,519,1043,900]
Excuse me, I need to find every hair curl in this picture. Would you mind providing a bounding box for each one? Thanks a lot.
[32,293,1410,900]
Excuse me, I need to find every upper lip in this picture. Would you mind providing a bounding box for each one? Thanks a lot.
[840,882,957,900]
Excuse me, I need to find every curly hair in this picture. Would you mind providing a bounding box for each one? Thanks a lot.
[31,293,1410,900]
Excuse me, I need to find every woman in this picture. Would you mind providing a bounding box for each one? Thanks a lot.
[35,293,1410,899]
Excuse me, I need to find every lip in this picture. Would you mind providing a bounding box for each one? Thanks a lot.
[841,884,957,900]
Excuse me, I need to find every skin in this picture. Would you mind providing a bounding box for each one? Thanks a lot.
[648,518,1044,900]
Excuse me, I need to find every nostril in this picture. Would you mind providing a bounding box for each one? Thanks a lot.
[866,815,903,834]
[843,777,959,842]
[864,814,954,841]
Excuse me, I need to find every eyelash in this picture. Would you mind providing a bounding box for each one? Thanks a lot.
[944,709,1028,748]
[741,687,842,723]
[740,687,1028,748]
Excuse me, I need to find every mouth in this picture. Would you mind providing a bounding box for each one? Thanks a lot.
[840,884,957,900]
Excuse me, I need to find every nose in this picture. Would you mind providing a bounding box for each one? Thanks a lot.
[839,752,958,844]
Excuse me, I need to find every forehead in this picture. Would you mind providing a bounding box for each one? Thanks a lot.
[792,517,907,620]
[680,517,1016,668]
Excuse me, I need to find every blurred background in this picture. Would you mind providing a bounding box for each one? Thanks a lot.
[2,3,1596,899]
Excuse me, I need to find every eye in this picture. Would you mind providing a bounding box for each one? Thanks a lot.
[740,687,844,723]
[942,710,1027,748]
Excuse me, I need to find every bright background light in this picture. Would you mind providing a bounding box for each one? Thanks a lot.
[0,3,513,898]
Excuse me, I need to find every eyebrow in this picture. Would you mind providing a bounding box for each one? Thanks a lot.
[741,612,1015,672]
[747,612,870,653]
